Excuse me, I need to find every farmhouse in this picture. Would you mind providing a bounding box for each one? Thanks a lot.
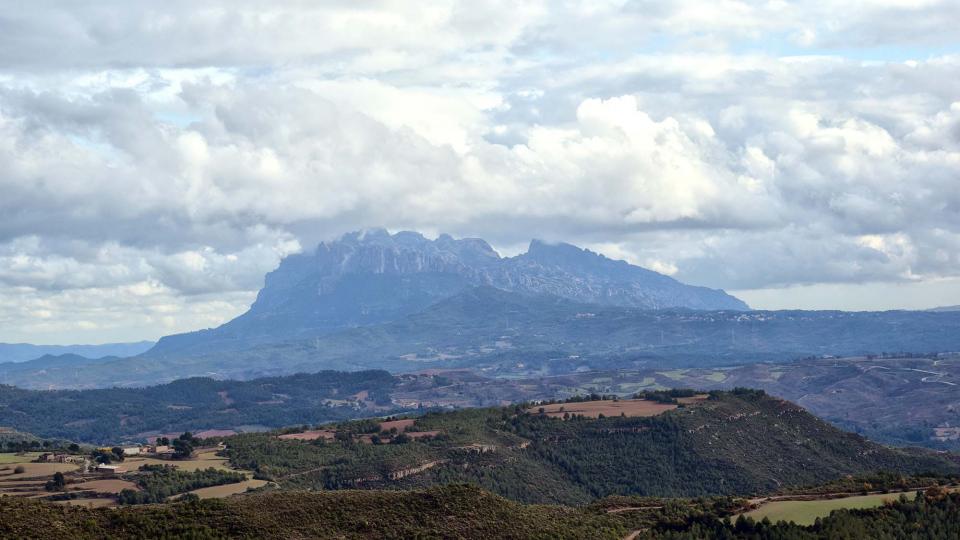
[96,464,119,475]
[38,453,85,464]
[121,446,142,456]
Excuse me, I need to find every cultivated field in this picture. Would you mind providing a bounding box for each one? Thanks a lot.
[742,493,903,525]
[278,430,336,442]
[0,461,80,480]
[189,478,268,499]
[54,497,116,508]
[277,418,441,445]
[0,448,260,508]
[70,479,138,493]
[111,450,230,473]
[0,452,43,464]
[529,399,682,419]
[379,418,416,432]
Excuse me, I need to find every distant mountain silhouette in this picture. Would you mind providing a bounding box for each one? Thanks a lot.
[147,229,747,357]
[0,341,154,364]
[20,284,960,389]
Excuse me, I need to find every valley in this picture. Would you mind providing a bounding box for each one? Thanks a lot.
[4,354,959,451]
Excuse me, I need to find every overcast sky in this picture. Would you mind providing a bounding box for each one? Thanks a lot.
[1,1,959,344]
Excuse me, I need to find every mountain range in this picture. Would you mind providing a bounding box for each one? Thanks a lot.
[4,230,960,389]
[147,229,748,358]
[0,341,154,364]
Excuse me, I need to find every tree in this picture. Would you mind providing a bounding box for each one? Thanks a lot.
[46,471,66,491]
[68,443,80,453]
[173,438,194,459]
[13,465,25,474]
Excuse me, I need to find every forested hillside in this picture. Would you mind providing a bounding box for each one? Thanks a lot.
[2,482,958,539]
[221,390,958,504]
[0,371,400,444]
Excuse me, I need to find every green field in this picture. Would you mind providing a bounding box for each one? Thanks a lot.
[657,370,688,381]
[704,371,727,382]
[742,492,905,525]
[0,453,39,465]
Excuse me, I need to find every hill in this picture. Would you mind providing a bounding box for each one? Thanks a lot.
[7,357,960,453]
[0,485,640,539]
[3,481,959,539]
[146,229,747,358]
[0,427,40,446]
[221,390,959,504]
[11,287,960,389]
[0,370,402,444]
[0,341,154,364]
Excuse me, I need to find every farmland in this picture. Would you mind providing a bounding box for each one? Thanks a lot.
[741,492,903,525]
[276,417,442,445]
[111,449,231,473]
[278,430,335,442]
[527,398,678,419]
[188,478,269,499]
[0,447,263,508]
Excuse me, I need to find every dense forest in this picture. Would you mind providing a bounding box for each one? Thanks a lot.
[647,488,960,539]
[1,483,957,539]
[118,465,247,505]
[0,370,401,443]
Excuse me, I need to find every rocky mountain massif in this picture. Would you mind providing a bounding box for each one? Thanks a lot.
[147,229,748,357]
[6,230,960,389]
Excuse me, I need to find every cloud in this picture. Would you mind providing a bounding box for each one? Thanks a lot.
[0,1,959,341]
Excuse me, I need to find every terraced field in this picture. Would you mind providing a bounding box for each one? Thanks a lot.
[0,449,262,507]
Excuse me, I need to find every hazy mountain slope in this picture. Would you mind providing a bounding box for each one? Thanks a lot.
[146,229,747,358]
[0,354,120,385]
[0,370,400,444]
[8,287,960,388]
[0,341,154,364]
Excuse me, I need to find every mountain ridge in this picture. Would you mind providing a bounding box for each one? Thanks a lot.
[0,341,155,364]
[147,229,747,358]
[11,285,960,389]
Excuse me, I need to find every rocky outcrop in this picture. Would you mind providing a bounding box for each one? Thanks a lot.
[147,229,746,357]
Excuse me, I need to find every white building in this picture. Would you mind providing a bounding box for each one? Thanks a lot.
[96,464,119,475]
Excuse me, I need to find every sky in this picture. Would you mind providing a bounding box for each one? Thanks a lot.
[1,1,959,344]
